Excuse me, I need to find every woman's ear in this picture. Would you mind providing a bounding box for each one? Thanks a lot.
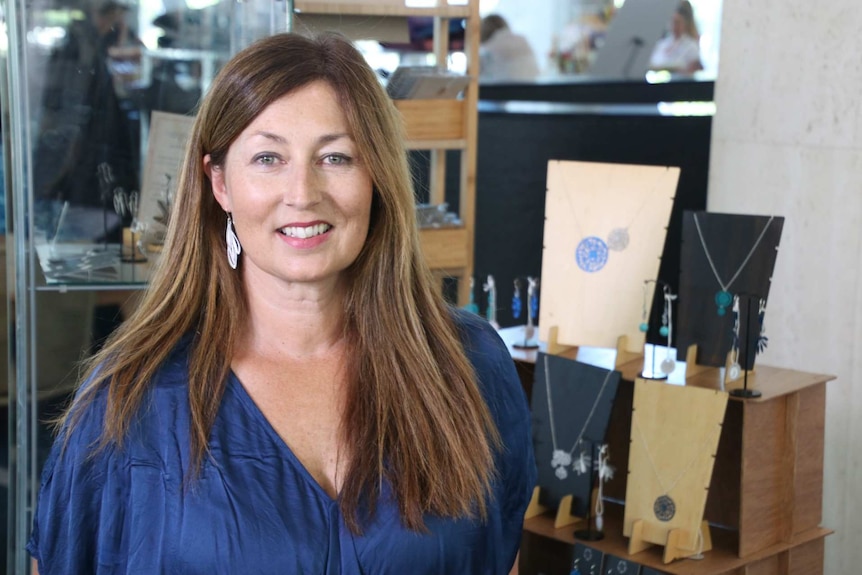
[204,154,231,212]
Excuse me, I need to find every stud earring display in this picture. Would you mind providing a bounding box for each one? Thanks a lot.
[226,214,242,270]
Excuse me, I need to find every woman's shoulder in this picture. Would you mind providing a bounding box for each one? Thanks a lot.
[62,335,195,453]
[449,307,507,359]
[449,307,527,417]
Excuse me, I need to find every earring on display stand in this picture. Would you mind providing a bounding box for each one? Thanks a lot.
[594,444,614,534]
[462,276,480,315]
[483,274,500,329]
[729,293,764,398]
[728,294,742,381]
[659,285,678,375]
[756,297,768,354]
[514,276,540,350]
[639,279,671,380]
[511,278,522,320]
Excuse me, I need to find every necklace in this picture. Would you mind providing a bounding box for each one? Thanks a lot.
[692,213,775,316]
[631,414,722,522]
[561,167,668,273]
[543,354,614,480]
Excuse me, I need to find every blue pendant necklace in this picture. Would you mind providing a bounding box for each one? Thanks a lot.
[692,214,775,315]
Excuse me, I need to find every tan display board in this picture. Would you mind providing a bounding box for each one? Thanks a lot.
[624,379,728,562]
[539,161,679,352]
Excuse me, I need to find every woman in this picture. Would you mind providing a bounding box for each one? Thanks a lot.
[648,0,703,74]
[28,33,534,574]
[479,14,540,83]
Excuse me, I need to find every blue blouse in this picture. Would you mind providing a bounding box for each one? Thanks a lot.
[28,311,536,574]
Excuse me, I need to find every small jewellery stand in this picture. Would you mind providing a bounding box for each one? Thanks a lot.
[526,354,621,529]
[728,293,764,398]
[624,379,728,564]
[639,280,677,381]
[512,276,540,350]
[544,326,638,368]
[684,293,767,395]
[483,274,500,329]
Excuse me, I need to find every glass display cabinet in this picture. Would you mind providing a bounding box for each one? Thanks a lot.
[1,1,290,571]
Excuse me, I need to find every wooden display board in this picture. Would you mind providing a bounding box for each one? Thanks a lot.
[676,211,784,368]
[624,379,728,563]
[530,353,622,520]
[539,160,679,353]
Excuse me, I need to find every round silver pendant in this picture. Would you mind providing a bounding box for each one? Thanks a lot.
[606,227,630,252]
[728,362,742,380]
[660,358,676,375]
[654,494,676,522]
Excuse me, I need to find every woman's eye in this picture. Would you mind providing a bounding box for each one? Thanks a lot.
[254,153,278,165]
[323,153,352,166]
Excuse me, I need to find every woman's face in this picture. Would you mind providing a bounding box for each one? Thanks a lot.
[207,80,374,290]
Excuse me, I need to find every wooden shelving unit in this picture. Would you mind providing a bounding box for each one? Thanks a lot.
[290,0,479,305]
[496,327,835,575]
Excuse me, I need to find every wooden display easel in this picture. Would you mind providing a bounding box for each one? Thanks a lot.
[624,379,728,564]
[539,161,679,355]
[524,325,629,529]
[684,344,757,391]
[629,517,713,563]
[546,325,638,369]
[523,485,600,529]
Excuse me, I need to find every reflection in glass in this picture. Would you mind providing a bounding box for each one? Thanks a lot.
[3,1,287,570]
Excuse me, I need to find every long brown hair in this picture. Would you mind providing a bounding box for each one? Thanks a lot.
[65,32,500,533]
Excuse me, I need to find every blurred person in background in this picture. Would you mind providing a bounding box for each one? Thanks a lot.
[649,0,703,74]
[479,14,540,83]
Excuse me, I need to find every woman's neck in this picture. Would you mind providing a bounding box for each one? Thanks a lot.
[239,275,348,361]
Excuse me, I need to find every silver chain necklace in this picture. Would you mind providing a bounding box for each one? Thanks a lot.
[543,355,614,480]
[692,213,775,316]
[632,414,722,522]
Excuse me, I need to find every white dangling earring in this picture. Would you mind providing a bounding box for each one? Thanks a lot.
[226,214,242,270]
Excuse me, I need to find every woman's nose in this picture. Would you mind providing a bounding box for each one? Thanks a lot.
[283,163,322,207]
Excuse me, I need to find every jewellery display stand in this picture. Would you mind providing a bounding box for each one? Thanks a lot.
[676,211,783,368]
[572,442,604,542]
[512,276,540,350]
[624,379,728,564]
[514,341,835,574]
[726,294,764,397]
[683,344,749,390]
[539,160,679,354]
[527,353,622,528]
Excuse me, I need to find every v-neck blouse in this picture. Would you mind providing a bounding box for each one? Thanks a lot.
[28,310,536,574]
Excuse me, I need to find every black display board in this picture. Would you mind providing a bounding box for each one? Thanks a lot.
[604,554,643,574]
[531,353,621,517]
[676,211,784,368]
[571,543,604,574]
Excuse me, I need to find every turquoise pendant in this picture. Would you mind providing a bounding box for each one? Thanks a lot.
[715,290,732,315]
[639,322,648,333]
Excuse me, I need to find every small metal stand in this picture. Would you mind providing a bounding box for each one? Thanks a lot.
[573,442,605,542]
[730,293,762,399]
